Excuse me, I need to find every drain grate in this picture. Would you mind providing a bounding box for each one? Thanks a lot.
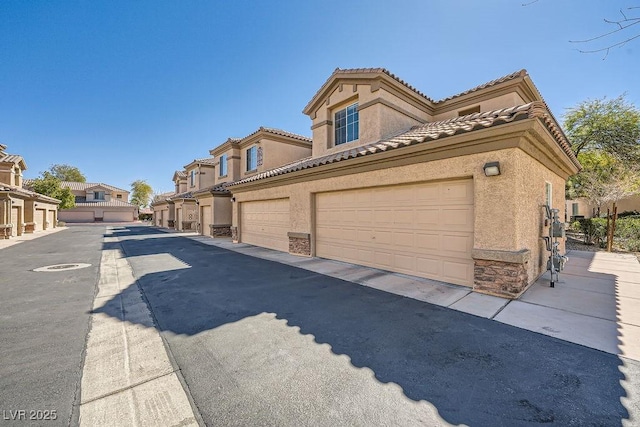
[33,263,91,272]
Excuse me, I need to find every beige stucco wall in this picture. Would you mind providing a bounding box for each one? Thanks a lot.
[199,165,216,189]
[213,147,241,185]
[232,146,521,248]
[232,135,572,287]
[433,93,528,121]
[213,195,232,225]
[568,194,640,218]
[260,139,312,171]
[512,149,567,283]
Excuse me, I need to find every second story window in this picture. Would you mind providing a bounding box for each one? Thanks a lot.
[219,154,227,177]
[335,102,359,145]
[116,194,122,199]
[94,191,105,200]
[246,146,257,172]
[190,170,196,187]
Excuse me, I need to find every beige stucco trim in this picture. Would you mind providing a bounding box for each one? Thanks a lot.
[304,73,435,119]
[287,232,310,239]
[472,248,531,264]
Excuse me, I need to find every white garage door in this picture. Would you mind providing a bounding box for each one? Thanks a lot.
[201,205,212,236]
[240,199,290,252]
[59,211,94,222]
[35,209,46,231]
[11,207,19,236]
[316,179,474,286]
[104,211,133,222]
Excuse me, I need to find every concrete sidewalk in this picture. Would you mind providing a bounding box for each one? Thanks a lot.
[178,231,640,362]
[0,226,66,250]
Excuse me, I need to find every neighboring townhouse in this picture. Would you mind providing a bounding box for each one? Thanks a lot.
[152,191,176,227]
[0,144,60,238]
[52,181,137,222]
[193,128,312,237]
[152,171,188,228]
[171,158,216,232]
[227,68,581,299]
[567,195,640,220]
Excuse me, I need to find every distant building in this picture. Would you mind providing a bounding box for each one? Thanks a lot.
[25,180,138,223]
[0,144,60,238]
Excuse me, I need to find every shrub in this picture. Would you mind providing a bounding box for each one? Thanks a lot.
[574,218,608,246]
[614,218,640,251]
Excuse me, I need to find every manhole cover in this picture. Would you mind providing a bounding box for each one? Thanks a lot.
[33,263,91,272]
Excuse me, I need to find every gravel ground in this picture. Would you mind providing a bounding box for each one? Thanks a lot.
[566,234,640,263]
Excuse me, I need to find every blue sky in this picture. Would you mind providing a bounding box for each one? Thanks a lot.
[1,1,638,195]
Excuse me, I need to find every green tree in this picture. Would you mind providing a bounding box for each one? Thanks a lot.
[30,172,76,209]
[130,180,153,208]
[564,95,640,162]
[48,164,87,182]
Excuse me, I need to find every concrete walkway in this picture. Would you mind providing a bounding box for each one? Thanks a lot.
[79,228,199,426]
[181,231,640,362]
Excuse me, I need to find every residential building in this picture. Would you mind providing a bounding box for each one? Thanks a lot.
[0,144,60,238]
[567,195,640,220]
[44,181,138,222]
[193,128,312,237]
[227,68,581,298]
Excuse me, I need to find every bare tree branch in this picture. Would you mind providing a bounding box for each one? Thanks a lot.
[569,18,640,44]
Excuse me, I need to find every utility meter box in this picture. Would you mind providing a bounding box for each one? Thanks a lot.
[552,222,565,238]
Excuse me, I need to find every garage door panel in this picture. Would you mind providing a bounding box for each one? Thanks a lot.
[316,179,474,287]
[241,199,289,252]
[443,261,474,284]
[35,209,45,231]
[394,254,415,271]
[416,257,441,276]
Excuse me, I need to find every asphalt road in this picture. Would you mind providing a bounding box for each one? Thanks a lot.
[0,225,103,426]
[108,226,640,427]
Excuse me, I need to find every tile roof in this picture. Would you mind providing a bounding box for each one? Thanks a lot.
[304,68,536,114]
[0,154,25,165]
[192,183,231,196]
[73,200,137,208]
[435,70,527,103]
[0,184,61,203]
[304,68,434,113]
[150,191,175,206]
[243,127,312,143]
[23,180,129,193]
[230,102,580,187]
[168,190,194,201]
[174,170,187,178]
[185,157,217,168]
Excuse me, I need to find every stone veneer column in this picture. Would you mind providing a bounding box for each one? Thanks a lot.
[210,224,232,237]
[231,226,238,242]
[472,249,530,299]
[288,232,311,256]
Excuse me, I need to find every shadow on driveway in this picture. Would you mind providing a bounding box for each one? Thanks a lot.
[94,226,632,426]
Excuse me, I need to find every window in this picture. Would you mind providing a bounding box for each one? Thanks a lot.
[545,182,552,208]
[116,194,122,199]
[94,191,105,200]
[458,105,480,116]
[334,102,359,145]
[219,154,227,177]
[572,203,579,216]
[246,146,257,171]
[190,170,196,187]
